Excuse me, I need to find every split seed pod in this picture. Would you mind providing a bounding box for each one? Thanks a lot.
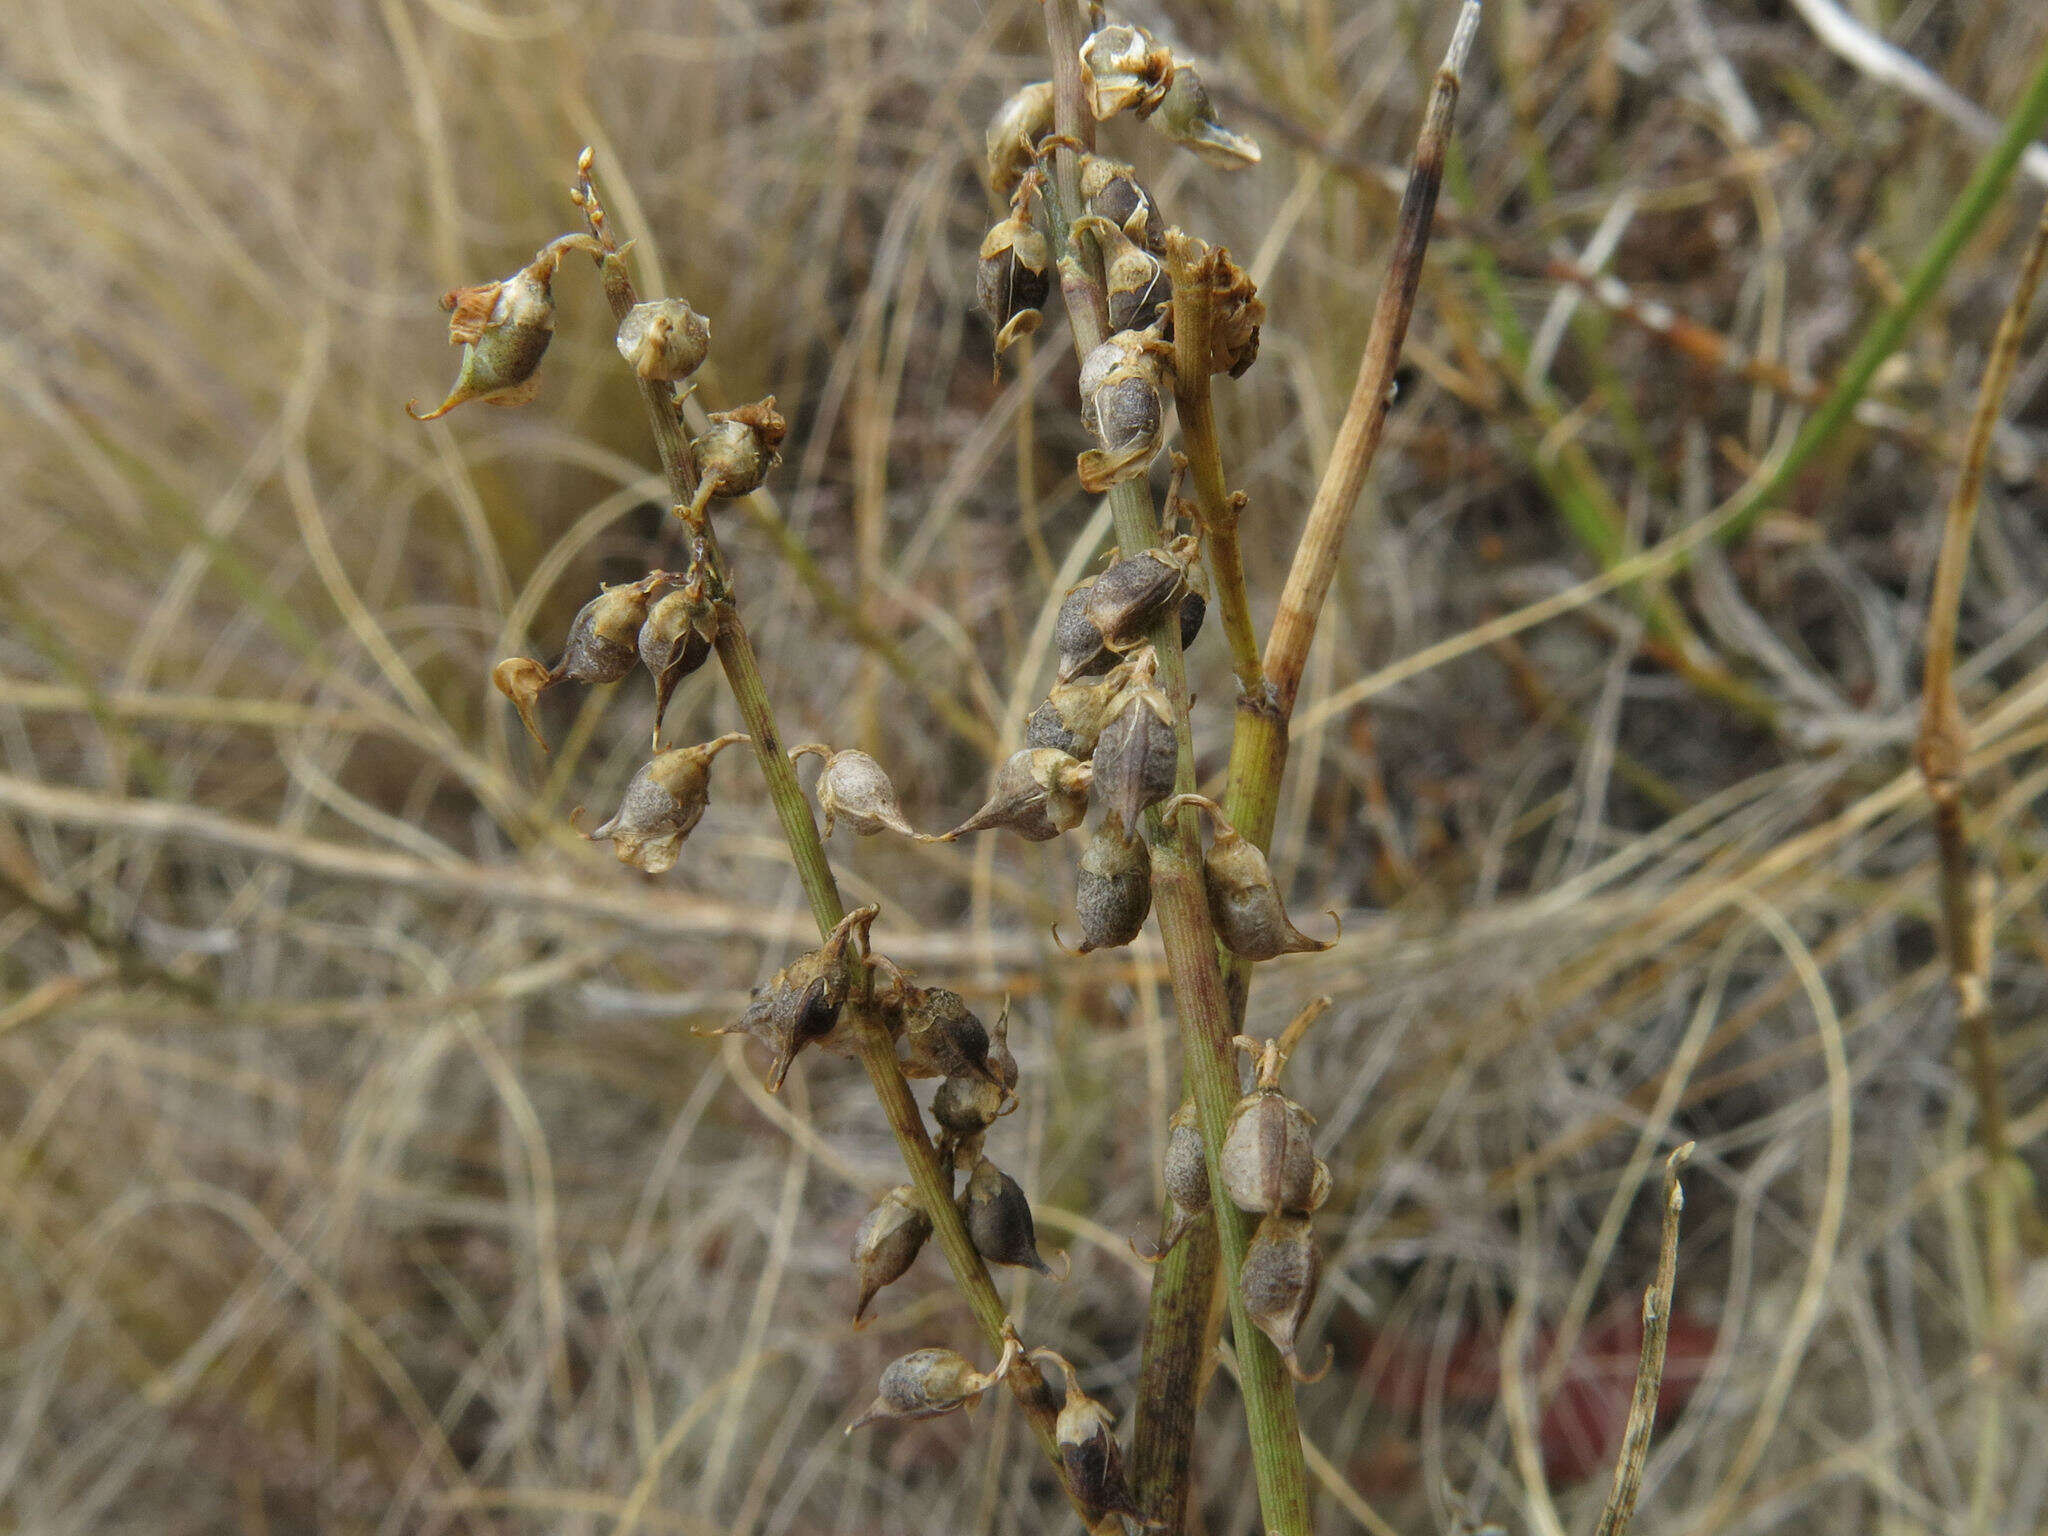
[1077,330,1172,493]
[978,201,1053,356]
[1026,670,1126,758]
[847,1335,1020,1432]
[1030,1351,1146,1529]
[985,80,1055,195]
[1079,153,1163,252]
[1057,811,1152,953]
[895,985,1002,1085]
[1168,794,1337,961]
[686,397,788,513]
[1154,64,1261,167]
[713,905,878,1090]
[939,747,1092,842]
[492,656,555,749]
[960,1156,1059,1277]
[1085,539,1198,652]
[1094,672,1177,828]
[791,744,919,838]
[554,573,667,687]
[1071,216,1169,335]
[1221,1085,1320,1214]
[1079,23,1176,120]
[637,583,718,746]
[407,236,592,420]
[584,732,748,874]
[851,1185,931,1323]
[932,1073,1013,1140]
[615,297,712,384]
[1241,1212,1328,1382]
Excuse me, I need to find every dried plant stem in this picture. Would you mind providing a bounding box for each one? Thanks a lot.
[1591,1143,1692,1536]
[569,155,1080,1502]
[1915,195,2048,1535]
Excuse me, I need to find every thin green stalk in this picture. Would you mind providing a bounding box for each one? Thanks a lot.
[568,155,1080,1500]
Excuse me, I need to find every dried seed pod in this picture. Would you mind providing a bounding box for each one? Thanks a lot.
[712,905,878,1090]
[985,80,1055,195]
[984,1002,1019,1092]
[1072,215,1170,335]
[939,748,1091,842]
[615,298,712,384]
[1168,795,1337,961]
[1179,587,1208,649]
[1054,578,1117,683]
[851,1185,931,1323]
[1079,23,1176,120]
[1077,330,1173,493]
[1079,153,1163,251]
[932,1073,1013,1140]
[978,201,1053,356]
[1084,539,1198,651]
[847,1335,1020,1432]
[790,744,919,838]
[1154,63,1261,167]
[685,398,788,514]
[407,236,593,420]
[959,1156,1059,1276]
[584,732,748,874]
[491,656,555,749]
[1057,811,1152,953]
[1198,240,1265,378]
[895,985,1000,1085]
[1220,1086,1319,1214]
[1141,1098,1212,1259]
[1026,673,1117,758]
[1094,675,1177,829]
[555,574,666,687]
[1240,1212,1327,1382]
[1030,1350,1145,1529]
[637,583,718,746]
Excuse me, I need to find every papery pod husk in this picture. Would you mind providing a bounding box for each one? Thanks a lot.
[714,905,876,1090]
[491,656,555,749]
[985,80,1055,195]
[800,746,918,838]
[1093,682,1177,829]
[1220,1086,1320,1214]
[555,573,666,686]
[1083,541,1196,652]
[851,1184,931,1323]
[1077,332,1171,494]
[688,397,788,505]
[1060,810,1151,953]
[978,206,1052,356]
[1199,242,1265,378]
[615,297,712,384]
[638,585,717,743]
[1153,64,1261,168]
[1241,1212,1327,1382]
[932,1073,1011,1139]
[1202,820,1336,961]
[895,984,1000,1085]
[959,1156,1057,1276]
[847,1345,1005,1431]
[1078,22,1176,120]
[939,747,1091,842]
[1072,216,1170,337]
[407,237,590,421]
[1080,152,1163,252]
[1053,1377,1145,1527]
[584,732,746,875]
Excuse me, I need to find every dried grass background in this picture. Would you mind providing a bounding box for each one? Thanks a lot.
[6,0,2048,1532]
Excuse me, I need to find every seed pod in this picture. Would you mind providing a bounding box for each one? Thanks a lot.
[1179,588,1208,649]
[1078,23,1176,120]
[1168,795,1338,961]
[1055,578,1117,683]
[686,397,788,513]
[1071,215,1169,336]
[491,656,555,749]
[1221,1086,1319,1214]
[1030,1350,1145,1528]
[1079,153,1163,252]
[637,584,718,746]
[847,1336,1019,1432]
[895,985,1000,1084]
[960,1156,1058,1276]
[554,573,666,687]
[1085,539,1198,651]
[932,1073,1012,1140]
[1154,63,1261,167]
[851,1185,931,1323]
[615,298,712,384]
[984,1002,1019,1092]
[1241,1212,1327,1382]
[1194,239,1265,378]
[939,748,1091,842]
[712,905,878,1090]
[1058,811,1151,953]
[985,80,1055,195]
[406,236,592,421]
[791,744,919,838]
[584,732,748,874]
[1026,673,1117,758]
[1094,677,1177,829]
[1163,1099,1210,1216]
[1077,330,1172,493]
[978,202,1053,356]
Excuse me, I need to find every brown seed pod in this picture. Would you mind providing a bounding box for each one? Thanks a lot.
[1025,670,1125,758]
[637,583,718,746]
[1079,23,1176,120]
[938,747,1092,842]
[1167,794,1338,961]
[1154,63,1261,167]
[894,985,1002,1085]
[1201,242,1265,378]
[583,732,748,874]
[1240,1212,1328,1382]
[406,235,596,421]
[959,1156,1061,1277]
[1084,539,1198,651]
[846,1334,1020,1433]
[978,201,1053,356]
[685,397,788,515]
[615,297,712,384]
[984,1002,1019,1092]
[554,573,667,687]
[1220,1086,1319,1215]
[851,1184,931,1324]
[985,80,1055,195]
[790,744,919,838]
[1072,215,1170,336]
[1029,1349,1146,1529]
[491,656,555,749]
[1079,153,1163,251]
[1077,330,1173,493]
[710,905,878,1090]
[1140,1098,1212,1260]
[1057,811,1152,954]
[1093,674,1177,829]
[1054,578,1118,683]
[932,1073,1013,1141]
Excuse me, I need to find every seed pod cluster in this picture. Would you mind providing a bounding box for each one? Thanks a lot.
[583,731,748,875]
[1078,329,1173,493]
[615,297,712,384]
[407,235,594,421]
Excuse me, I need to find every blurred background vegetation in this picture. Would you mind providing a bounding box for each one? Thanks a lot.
[5,0,2048,1531]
